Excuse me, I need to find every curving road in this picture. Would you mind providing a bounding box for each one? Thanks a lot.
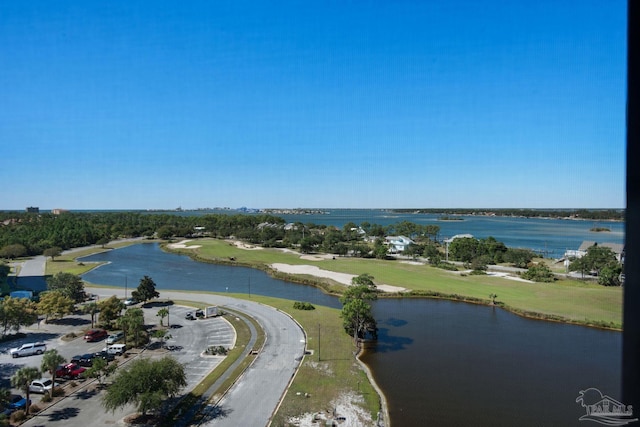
[14,245,307,426]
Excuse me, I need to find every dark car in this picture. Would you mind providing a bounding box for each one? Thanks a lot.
[195,309,205,318]
[70,353,95,367]
[185,312,195,320]
[94,350,115,362]
[8,394,29,412]
[84,328,108,342]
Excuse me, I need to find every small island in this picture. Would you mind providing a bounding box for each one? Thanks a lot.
[438,216,464,221]
[590,227,611,232]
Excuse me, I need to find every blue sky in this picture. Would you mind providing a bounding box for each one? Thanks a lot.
[0,1,626,209]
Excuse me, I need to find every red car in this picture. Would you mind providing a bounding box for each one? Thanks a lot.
[55,363,86,379]
[84,328,108,342]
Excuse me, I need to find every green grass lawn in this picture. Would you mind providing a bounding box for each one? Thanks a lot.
[169,238,622,329]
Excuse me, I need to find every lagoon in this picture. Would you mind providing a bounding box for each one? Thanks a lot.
[81,243,621,426]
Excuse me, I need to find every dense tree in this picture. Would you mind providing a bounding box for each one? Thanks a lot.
[131,276,159,304]
[118,308,145,347]
[11,367,40,416]
[43,246,63,261]
[41,349,66,396]
[504,248,535,268]
[340,274,378,343]
[98,296,124,328]
[102,356,187,416]
[449,237,480,263]
[522,263,556,282]
[0,244,28,259]
[569,244,621,285]
[46,272,86,303]
[0,297,38,336]
[37,291,75,322]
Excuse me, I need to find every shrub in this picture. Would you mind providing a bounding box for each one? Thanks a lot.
[41,392,52,402]
[10,409,26,422]
[522,263,556,282]
[293,301,315,310]
[28,404,40,414]
[206,345,228,355]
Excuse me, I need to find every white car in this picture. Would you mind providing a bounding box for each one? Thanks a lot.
[9,342,46,358]
[29,378,59,394]
[123,298,137,306]
[106,331,124,344]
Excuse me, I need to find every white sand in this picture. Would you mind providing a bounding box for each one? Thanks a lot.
[270,263,407,293]
[287,392,374,427]
[167,239,202,249]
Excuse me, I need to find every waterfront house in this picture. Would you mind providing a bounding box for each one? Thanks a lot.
[564,241,625,263]
[385,236,414,253]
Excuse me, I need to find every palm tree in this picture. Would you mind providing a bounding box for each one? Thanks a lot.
[41,350,66,396]
[83,302,100,328]
[156,308,169,327]
[11,367,40,416]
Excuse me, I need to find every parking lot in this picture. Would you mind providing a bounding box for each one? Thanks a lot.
[0,298,236,426]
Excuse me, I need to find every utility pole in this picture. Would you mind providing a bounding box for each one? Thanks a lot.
[318,324,321,362]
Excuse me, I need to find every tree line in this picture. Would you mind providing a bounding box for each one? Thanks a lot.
[392,208,625,221]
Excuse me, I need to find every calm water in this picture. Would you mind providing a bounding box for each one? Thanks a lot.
[81,243,621,427]
[157,208,625,258]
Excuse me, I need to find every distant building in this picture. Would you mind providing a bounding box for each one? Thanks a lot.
[385,236,415,253]
[25,206,39,213]
[52,209,69,215]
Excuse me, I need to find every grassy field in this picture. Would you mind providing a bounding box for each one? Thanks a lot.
[169,238,623,329]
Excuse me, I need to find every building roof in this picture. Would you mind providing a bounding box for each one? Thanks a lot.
[578,241,625,255]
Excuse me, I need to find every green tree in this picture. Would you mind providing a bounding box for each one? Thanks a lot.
[0,297,38,337]
[11,367,40,416]
[0,244,28,259]
[131,276,159,304]
[340,274,378,343]
[118,308,145,347]
[37,291,75,323]
[522,263,556,282]
[46,272,86,303]
[43,246,63,261]
[40,349,66,396]
[449,237,480,263]
[102,357,187,416]
[504,248,535,268]
[152,329,172,348]
[83,302,100,328]
[569,245,620,285]
[598,264,623,286]
[96,237,110,248]
[98,296,124,329]
[156,308,169,327]
[85,357,118,385]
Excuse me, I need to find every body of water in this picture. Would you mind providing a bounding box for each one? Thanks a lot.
[81,243,621,426]
[149,208,625,258]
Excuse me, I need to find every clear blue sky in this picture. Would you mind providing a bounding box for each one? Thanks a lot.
[0,1,627,210]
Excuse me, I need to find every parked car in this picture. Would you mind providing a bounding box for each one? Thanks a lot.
[185,312,195,320]
[94,350,115,362]
[123,298,137,306]
[70,353,95,367]
[8,394,29,412]
[84,328,108,342]
[29,378,59,394]
[195,309,205,318]
[106,331,124,344]
[55,363,86,379]
[9,342,46,358]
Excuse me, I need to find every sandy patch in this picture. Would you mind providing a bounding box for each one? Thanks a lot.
[271,263,355,286]
[487,271,534,283]
[287,392,374,427]
[228,240,263,250]
[400,260,424,265]
[167,239,202,249]
[270,263,408,293]
[300,254,335,261]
